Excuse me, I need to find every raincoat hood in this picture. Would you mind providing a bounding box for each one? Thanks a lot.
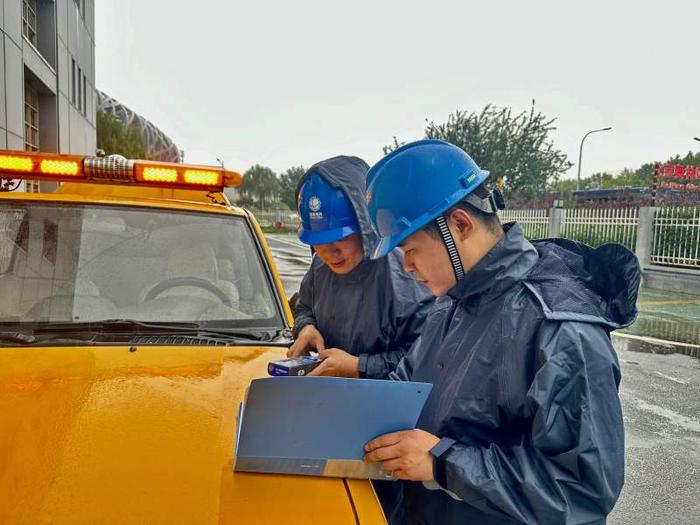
[296,156,377,259]
[448,223,641,330]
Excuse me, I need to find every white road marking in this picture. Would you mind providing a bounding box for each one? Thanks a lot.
[635,400,700,433]
[653,372,689,385]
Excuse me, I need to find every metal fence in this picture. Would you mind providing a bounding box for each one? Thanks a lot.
[561,208,639,250]
[651,207,700,268]
[499,209,550,239]
[249,205,700,271]
[251,210,300,229]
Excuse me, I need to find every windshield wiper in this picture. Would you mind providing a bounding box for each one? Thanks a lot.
[0,332,37,345]
[183,327,286,343]
[0,331,98,346]
[30,319,200,334]
[29,320,287,344]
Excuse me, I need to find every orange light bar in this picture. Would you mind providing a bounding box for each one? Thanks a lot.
[134,160,240,190]
[0,151,85,181]
[183,169,221,186]
[141,166,178,183]
[40,159,80,176]
[0,150,243,191]
[0,154,34,172]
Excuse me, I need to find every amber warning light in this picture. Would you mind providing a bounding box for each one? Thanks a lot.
[0,151,242,190]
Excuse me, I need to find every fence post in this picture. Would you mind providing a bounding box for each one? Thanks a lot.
[635,206,656,268]
[548,207,563,238]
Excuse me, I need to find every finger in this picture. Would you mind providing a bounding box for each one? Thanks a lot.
[365,432,403,452]
[317,349,335,360]
[287,338,307,357]
[288,347,309,358]
[363,443,403,463]
[379,458,406,472]
[392,469,411,480]
[307,328,325,352]
[306,361,329,377]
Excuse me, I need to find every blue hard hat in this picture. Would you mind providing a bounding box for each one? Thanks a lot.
[297,172,360,245]
[366,139,490,259]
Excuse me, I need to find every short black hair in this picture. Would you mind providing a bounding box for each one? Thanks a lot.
[422,184,502,237]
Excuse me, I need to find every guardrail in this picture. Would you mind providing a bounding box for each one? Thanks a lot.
[252,204,700,271]
[252,211,300,229]
[651,207,700,268]
[499,209,550,239]
[561,208,639,251]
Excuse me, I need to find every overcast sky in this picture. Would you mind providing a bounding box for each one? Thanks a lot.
[95,0,699,179]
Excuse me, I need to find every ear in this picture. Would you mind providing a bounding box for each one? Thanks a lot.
[447,208,475,241]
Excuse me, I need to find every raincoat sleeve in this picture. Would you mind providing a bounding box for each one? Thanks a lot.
[431,321,624,524]
[292,264,317,339]
[387,337,418,382]
[357,263,434,379]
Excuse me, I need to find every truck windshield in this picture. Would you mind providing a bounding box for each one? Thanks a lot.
[0,201,284,331]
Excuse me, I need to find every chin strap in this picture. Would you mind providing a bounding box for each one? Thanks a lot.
[433,189,504,283]
[434,215,465,282]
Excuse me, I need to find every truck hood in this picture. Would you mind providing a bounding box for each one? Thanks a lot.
[0,344,382,524]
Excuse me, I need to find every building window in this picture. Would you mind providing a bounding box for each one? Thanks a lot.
[24,81,40,152]
[78,67,83,112]
[71,59,76,105]
[71,59,88,114]
[24,80,40,193]
[22,0,38,45]
[82,74,87,116]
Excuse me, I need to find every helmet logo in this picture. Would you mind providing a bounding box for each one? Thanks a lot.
[308,196,322,212]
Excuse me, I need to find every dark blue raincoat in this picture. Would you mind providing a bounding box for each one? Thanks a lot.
[390,223,640,525]
[293,156,435,379]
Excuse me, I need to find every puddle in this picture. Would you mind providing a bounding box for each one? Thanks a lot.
[613,333,700,359]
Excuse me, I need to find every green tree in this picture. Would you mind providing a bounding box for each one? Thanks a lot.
[386,102,572,198]
[279,165,306,210]
[96,110,146,159]
[239,165,280,208]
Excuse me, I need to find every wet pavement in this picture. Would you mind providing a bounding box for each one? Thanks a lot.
[610,336,700,524]
[266,235,311,299]
[621,288,700,353]
[265,233,700,524]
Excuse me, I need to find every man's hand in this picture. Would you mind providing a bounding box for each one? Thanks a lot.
[307,348,359,378]
[287,325,325,357]
[363,429,440,481]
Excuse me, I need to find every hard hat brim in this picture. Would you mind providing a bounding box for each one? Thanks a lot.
[297,224,360,246]
[371,219,424,260]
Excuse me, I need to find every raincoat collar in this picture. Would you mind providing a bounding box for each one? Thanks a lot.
[447,223,538,303]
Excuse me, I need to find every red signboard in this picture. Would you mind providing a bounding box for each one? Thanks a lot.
[654,164,700,191]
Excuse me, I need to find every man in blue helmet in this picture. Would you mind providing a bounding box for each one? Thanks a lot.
[288,155,434,381]
[362,140,640,524]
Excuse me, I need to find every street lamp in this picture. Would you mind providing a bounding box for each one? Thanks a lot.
[576,127,612,191]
